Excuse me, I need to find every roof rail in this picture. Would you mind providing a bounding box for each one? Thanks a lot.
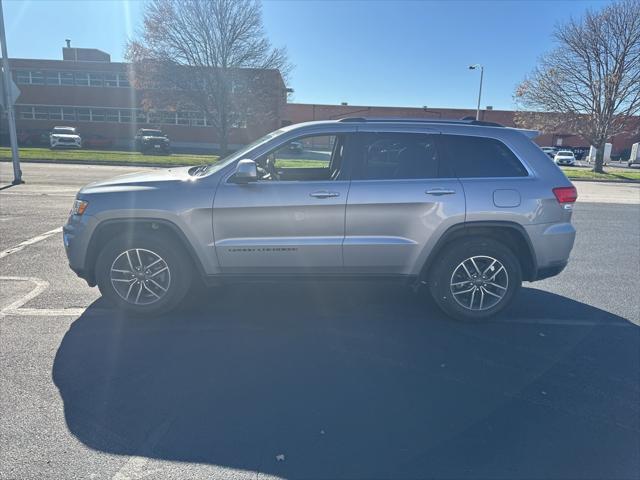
[337,117,504,127]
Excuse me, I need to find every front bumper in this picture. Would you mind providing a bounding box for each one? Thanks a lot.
[63,214,98,286]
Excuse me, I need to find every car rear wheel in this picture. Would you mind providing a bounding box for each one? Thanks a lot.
[429,237,522,321]
[95,233,192,316]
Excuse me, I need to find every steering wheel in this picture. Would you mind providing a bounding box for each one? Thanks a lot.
[266,154,279,181]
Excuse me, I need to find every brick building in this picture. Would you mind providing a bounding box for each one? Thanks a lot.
[3,45,638,154]
[283,103,640,155]
[6,46,288,150]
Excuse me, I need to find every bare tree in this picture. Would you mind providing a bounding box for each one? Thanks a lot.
[126,0,291,153]
[514,0,640,173]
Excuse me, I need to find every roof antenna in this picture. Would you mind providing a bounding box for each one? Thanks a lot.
[65,39,71,48]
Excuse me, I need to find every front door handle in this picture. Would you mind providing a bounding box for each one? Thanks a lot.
[426,188,456,196]
[310,191,340,198]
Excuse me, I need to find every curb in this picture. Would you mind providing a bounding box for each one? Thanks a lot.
[0,158,184,168]
[567,177,640,184]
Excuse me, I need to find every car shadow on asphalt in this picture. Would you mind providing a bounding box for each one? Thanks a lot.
[52,284,639,479]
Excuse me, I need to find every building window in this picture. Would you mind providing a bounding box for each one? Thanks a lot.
[119,109,132,123]
[135,110,147,124]
[104,74,118,87]
[16,71,30,84]
[19,106,35,119]
[34,107,49,119]
[91,109,105,122]
[46,71,60,86]
[77,108,90,121]
[75,73,89,86]
[30,71,45,85]
[191,111,207,127]
[60,72,74,86]
[161,111,177,125]
[62,108,76,121]
[106,109,119,122]
[118,74,130,88]
[89,73,103,87]
[49,107,63,120]
[177,112,189,125]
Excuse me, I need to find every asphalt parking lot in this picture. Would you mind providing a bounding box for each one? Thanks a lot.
[1,162,639,480]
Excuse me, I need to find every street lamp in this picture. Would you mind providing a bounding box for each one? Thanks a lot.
[468,64,484,121]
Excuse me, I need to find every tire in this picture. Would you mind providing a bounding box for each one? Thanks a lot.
[429,237,522,321]
[95,232,193,316]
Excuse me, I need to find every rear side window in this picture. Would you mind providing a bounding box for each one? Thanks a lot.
[356,132,441,180]
[441,135,528,178]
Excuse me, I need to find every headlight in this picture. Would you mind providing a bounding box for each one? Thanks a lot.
[71,199,89,216]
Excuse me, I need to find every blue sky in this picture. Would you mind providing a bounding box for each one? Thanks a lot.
[3,0,610,110]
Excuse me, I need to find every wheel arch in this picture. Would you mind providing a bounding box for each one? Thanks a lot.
[84,218,207,286]
[420,221,538,282]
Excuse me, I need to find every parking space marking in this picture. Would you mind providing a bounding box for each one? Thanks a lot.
[0,276,86,317]
[0,227,62,259]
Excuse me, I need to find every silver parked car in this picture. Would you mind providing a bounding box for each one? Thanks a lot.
[63,118,577,321]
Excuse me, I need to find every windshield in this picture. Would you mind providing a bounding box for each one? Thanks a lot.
[52,128,75,135]
[199,128,287,175]
[140,130,164,136]
[558,151,573,155]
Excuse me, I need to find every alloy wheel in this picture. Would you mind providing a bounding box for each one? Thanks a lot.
[110,248,171,305]
[449,255,508,311]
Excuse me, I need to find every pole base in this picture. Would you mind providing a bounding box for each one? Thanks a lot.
[11,178,24,185]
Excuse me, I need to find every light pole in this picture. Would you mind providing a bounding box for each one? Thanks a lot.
[468,64,483,121]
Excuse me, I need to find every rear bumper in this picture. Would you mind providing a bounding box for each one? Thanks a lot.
[534,261,568,280]
[525,222,576,281]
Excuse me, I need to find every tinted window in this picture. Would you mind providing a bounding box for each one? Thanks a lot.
[358,132,440,180]
[441,135,528,178]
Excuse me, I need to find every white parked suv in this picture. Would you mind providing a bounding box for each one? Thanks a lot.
[50,126,82,149]
[554,150,576,166]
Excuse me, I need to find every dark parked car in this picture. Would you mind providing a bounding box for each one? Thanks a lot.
[83,134,114,149]
[134,129,171,154]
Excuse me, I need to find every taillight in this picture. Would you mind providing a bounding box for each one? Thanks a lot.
[553,186,578,203]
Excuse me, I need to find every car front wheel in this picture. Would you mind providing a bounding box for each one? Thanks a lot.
[95,233,192,316]
[429,237,522,321]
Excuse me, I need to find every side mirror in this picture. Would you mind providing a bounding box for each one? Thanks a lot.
[232,159,257,184]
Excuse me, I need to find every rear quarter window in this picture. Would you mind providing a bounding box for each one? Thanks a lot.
[441,135,528,178]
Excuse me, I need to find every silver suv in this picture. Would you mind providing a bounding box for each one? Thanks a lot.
[63,118,577,321]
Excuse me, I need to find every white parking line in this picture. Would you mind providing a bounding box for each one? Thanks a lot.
[0,227,63,259]
[0,276,86,317]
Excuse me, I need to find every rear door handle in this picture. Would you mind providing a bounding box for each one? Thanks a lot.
[310,191,340,198]
[426,188,456,196]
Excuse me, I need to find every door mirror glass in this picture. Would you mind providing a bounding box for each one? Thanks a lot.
[232,159,257,183]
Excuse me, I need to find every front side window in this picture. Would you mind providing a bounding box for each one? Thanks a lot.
[441,135,528,178]
[256,134,345,182]
[355,132,440,180]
